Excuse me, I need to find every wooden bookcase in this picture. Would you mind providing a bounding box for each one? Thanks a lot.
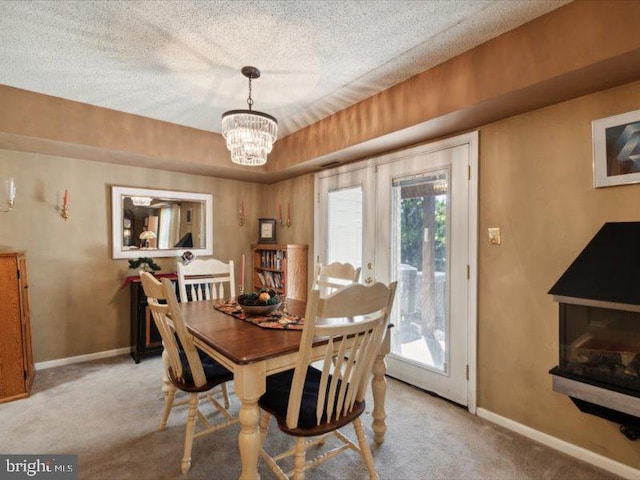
[0,252,34,403]
[251,244,308,302]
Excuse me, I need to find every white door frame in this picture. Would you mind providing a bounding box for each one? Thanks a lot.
[314,131,478,413]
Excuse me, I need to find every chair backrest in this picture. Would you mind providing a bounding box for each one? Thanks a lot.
[177,258,236,303]
[286,281,397,429]
[313,262,361,297]
[140,272,207,388]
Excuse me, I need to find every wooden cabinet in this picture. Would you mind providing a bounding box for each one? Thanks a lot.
[251,244,308,302]
[127,273,178,363]
[0,252,34,403]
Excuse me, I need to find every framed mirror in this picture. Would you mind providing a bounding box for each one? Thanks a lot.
[111,186,213,259]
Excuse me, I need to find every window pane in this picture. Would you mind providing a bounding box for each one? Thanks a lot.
[391,171,449,373]
[328,187,362,268]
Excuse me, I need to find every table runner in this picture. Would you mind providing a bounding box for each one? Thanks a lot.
[214,301,304,330]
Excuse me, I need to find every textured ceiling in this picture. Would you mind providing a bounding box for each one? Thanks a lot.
[0,0,568,138]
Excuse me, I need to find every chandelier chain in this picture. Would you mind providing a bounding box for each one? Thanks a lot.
[247,77,253,110]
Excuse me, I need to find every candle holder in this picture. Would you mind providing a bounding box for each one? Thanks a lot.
[1,177,16,213]
[60,205,70,221]
[286,202,291,228]
[238,284,245,296]
[60,188,70,220]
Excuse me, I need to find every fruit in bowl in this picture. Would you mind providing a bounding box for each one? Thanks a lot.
[237,290,281,316]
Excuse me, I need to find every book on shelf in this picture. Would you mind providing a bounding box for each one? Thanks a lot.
[257,271,266,287]
[257,249,286,270]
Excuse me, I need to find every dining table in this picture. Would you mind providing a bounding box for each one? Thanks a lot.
[179,297,392,480]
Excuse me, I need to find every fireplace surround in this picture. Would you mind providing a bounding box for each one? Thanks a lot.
[549,222,640,440]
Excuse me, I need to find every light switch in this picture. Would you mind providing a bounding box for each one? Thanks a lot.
[488,227,501,245]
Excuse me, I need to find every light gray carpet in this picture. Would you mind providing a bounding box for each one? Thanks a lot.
[0,355,619,480]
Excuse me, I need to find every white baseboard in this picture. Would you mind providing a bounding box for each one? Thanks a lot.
[35,347,131,370]
[477,408,640,480]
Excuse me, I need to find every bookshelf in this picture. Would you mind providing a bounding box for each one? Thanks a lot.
[251,244,308,302]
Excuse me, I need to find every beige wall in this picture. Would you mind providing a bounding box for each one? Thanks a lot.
[0,150,264,362]
[259,174,315,290]
[478,80,640,468]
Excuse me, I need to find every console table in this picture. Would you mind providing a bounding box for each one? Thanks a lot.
[122,273,178,363]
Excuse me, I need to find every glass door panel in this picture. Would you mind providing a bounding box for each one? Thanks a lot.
[390,171,449,373]
[316,165,376,284]
[328,187,362,268]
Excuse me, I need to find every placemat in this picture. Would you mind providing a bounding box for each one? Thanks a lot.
[214,301,304,330]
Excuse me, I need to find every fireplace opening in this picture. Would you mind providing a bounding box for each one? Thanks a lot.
[559,304,640,392]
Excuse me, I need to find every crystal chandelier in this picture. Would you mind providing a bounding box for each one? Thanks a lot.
[221,66,278,166]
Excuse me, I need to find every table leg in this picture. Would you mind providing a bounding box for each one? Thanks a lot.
[234,363,266,480]
[371,331,390,445]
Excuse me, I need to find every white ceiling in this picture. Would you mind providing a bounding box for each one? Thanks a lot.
[0,0,568,138]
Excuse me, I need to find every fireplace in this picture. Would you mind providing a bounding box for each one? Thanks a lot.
[549,222,640,441]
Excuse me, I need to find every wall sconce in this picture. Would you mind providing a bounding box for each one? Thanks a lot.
[286,201,291,228]
[238,199,245,226]
[1,177,16,212]
[60,189,70,220]
[278,203,292,227]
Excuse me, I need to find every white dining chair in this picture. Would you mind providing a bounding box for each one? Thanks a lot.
[313,261,361,297]
[140,272,238,473]
[258,281,397,480]
[174,258,235,409]
[177,258,236,302]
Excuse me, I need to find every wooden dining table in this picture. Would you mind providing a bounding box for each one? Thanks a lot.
[179,298,391,480]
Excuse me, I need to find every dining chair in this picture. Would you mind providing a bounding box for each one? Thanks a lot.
[140,272,238,474]
[176,258,236,408]
[177,258,236,302]
[313,261,361,297]
[258,281,397,480]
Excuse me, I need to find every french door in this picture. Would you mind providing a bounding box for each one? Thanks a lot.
[315,162,376,284]
[315,132,478,409]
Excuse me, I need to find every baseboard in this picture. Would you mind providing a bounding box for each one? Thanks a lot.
[35,347,131,370]
[477,408,640,480]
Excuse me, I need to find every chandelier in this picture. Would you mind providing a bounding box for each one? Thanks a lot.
[221,66,278,166]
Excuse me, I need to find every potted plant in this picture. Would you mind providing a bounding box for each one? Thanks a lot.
[128,257,161,274]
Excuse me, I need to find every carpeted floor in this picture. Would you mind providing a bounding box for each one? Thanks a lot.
[0,355,619,480]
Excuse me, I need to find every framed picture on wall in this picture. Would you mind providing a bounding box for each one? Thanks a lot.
[258,218,277,244]
[593,108,640,187]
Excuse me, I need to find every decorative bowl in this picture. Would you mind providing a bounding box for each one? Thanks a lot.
[239,302,282,317]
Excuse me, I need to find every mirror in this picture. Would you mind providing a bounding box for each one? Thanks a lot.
[111,186,213,259]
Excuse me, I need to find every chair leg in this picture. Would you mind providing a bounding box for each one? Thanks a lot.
[293,437,306,480]
[259,411,271,447]
[353,417,378,480]
[221,382,230,409]
[181,393,199,474]
[159,383,177,431]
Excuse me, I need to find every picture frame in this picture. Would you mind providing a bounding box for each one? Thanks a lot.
[258,217,277,244]
[593,108,640,188]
